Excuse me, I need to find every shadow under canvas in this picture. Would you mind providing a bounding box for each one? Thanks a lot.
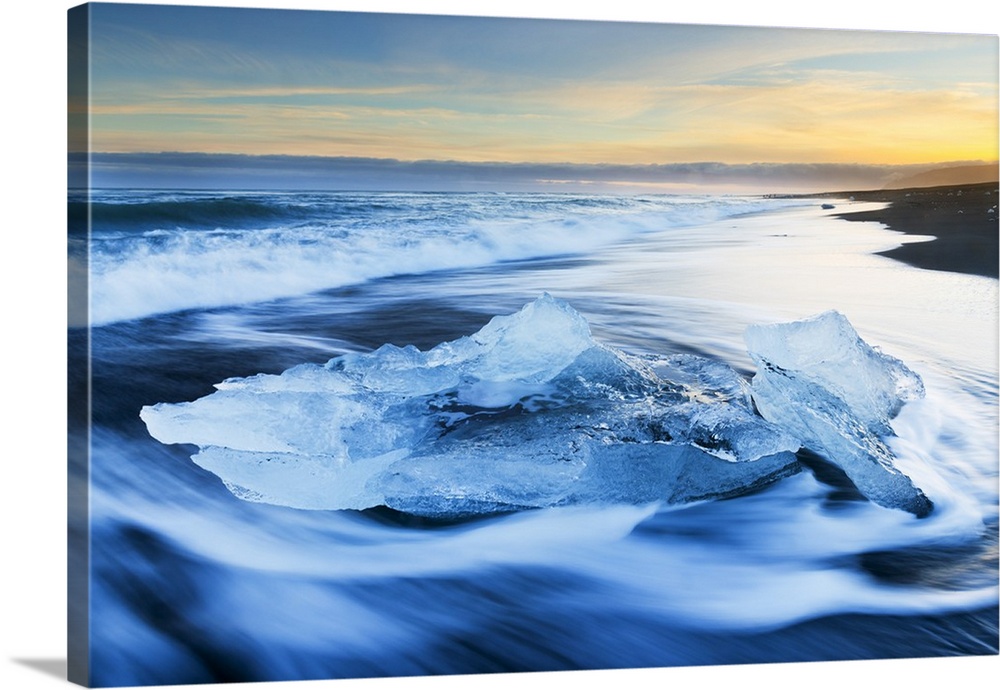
[13,658,68,681]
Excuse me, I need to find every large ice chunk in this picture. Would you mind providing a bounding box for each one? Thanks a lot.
[744,311,932,517]
[141,295,800,516]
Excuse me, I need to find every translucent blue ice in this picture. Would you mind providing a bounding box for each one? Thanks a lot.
[141,295,801,516]
[141,298,936,518]
[745,310,932,517]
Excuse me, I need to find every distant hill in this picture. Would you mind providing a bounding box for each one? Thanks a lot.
[883,163,999,190]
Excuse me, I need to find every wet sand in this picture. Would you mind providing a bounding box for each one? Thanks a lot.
[817,182,999,278]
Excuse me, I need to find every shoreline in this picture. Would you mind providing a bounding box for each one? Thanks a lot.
[806,181,998,279]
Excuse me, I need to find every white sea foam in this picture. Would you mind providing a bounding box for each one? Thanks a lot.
[84,191,807,325]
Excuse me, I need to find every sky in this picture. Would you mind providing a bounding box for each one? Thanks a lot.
[71,1,999,193]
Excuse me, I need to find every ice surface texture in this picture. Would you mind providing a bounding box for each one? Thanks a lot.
[745,310,932,517]
[141,295,802,517]
[142,297,930,518]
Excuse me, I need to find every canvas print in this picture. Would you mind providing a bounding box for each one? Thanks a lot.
[67,2,999,687]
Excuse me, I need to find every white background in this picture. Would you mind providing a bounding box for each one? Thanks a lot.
[2,1,998,689]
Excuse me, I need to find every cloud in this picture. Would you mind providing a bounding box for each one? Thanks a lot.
[71,151,993,194]
[85,7,997,169]
[86,63,998,167]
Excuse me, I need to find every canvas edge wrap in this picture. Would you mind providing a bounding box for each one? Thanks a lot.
[68,3,92,687]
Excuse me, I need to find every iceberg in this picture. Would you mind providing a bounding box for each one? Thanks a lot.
[141,295,801,517]
[744,310,932,517]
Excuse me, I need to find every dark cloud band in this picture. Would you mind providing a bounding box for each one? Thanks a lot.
[70,151,993,194]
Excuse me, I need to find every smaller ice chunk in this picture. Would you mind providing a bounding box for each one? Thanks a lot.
[745,311,931,517]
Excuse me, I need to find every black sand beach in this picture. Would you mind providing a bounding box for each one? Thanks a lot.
[819,181,999,278]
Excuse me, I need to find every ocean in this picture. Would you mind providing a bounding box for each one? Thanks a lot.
[68,189,999,686]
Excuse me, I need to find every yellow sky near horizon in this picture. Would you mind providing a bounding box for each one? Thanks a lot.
[87,78,999,164]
